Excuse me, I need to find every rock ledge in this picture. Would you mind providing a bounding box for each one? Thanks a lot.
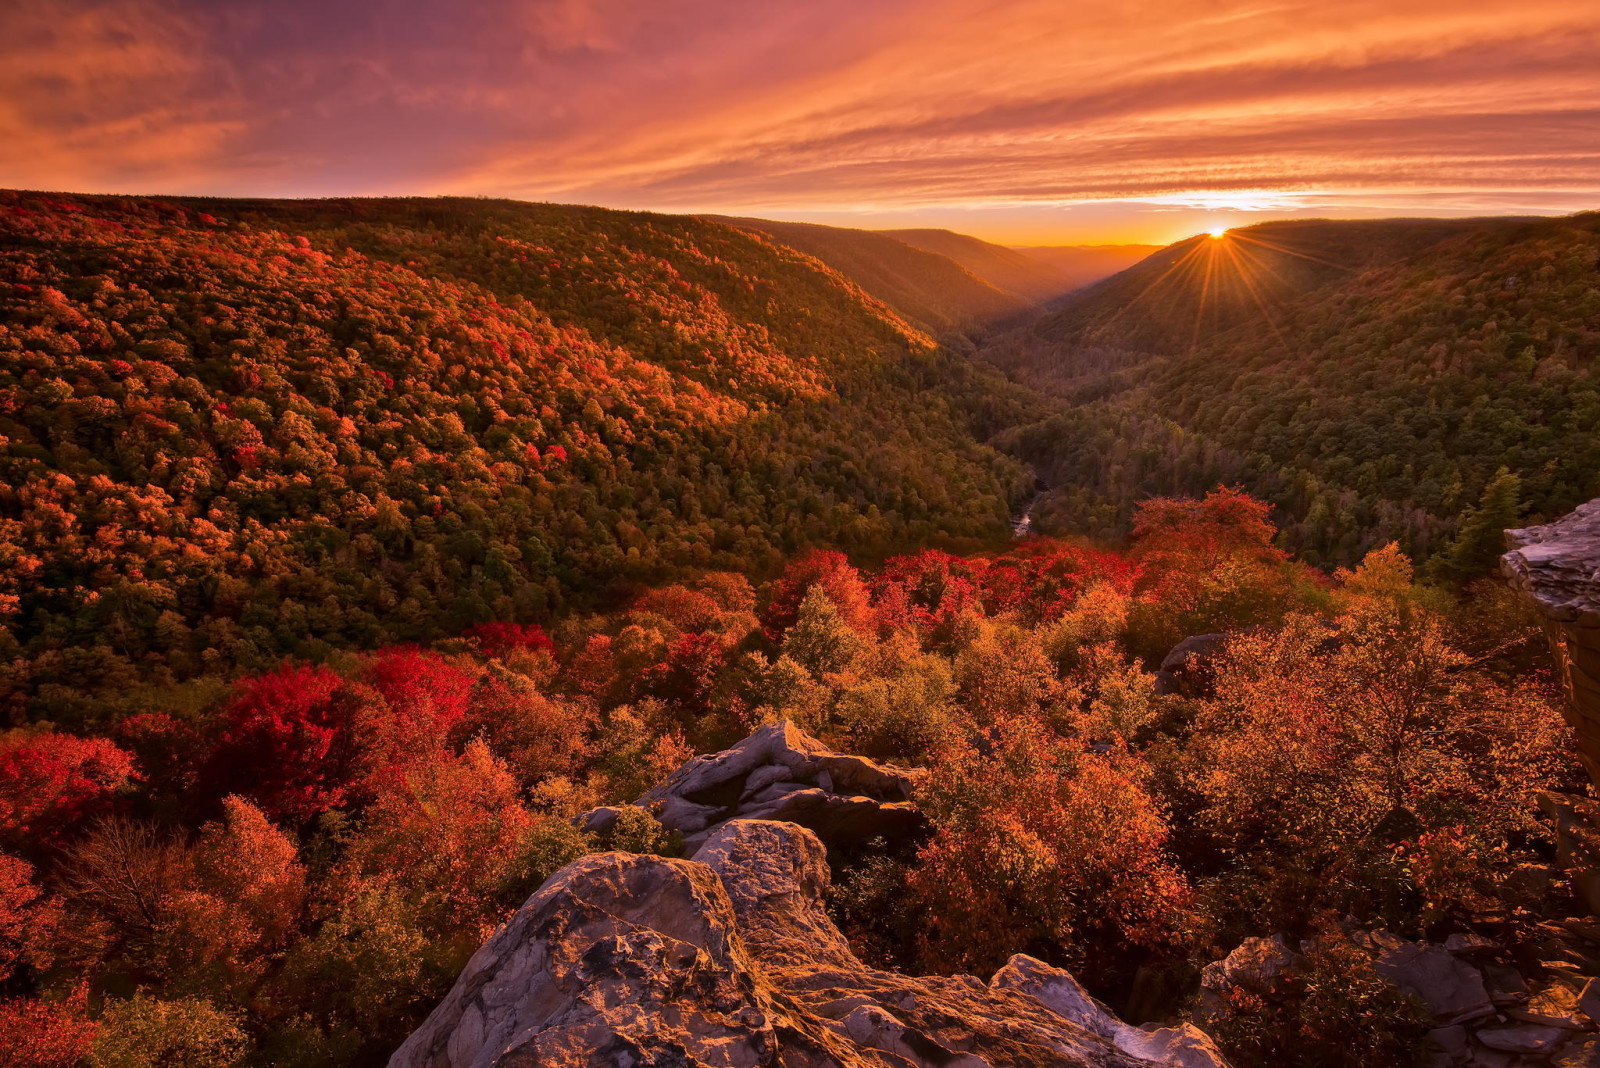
[390,817,1228,1067]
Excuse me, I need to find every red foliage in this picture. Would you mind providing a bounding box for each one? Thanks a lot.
[0,731,135,854]
[760,550,874,641]
[354,649,478,777]
[871,550,986,634]
[366,649,473,733]
[0,993,96,1068]
[641,632,727,714]
[205,664,360,824]
[980,542,1140,623]
[464,622,555,658]
[1131,486,1285,578]
[0,855,50,983]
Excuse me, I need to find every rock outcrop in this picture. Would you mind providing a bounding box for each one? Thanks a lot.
[391,817,1230,1067]
[592,722,926,852]
[1504,501,1600,782]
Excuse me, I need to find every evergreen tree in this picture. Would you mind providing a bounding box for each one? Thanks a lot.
[1428,467,1523,586]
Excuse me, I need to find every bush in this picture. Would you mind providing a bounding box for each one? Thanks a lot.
[90,994,247,1068]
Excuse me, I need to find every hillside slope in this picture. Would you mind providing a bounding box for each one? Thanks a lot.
[708,216,1030,342]
[988,213,1600,566]
[884,228,1155,302]
[0,191,1039,720]
[986,217,1519,392]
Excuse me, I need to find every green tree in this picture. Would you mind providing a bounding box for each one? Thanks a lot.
[1429,468,1522,585]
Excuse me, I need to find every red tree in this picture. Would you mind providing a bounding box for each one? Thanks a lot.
[760,550,874,641]
[463,622,555,659]
[0,731,135,854]
[205,664,360,824]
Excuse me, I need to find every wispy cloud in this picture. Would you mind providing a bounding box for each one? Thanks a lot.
[1,0,1594,241]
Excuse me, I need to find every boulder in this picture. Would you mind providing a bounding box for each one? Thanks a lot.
[1537,793,1600,914]
[1371,941,1493,1023]
[630,721,927,851]
[1475,1023,1568,1054]
[992,954,1229,1068]
[385,848,828,1068]
[391,818,1232,1067]
[1152,634,1230,696]
[1503,502,1600,783]
[1196,936,1299,1022]
[1581,977,1600,1026]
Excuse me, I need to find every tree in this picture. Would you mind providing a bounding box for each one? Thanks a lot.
[454,666,595,786]
[910,719,1189,983]
[0,993,97,1068]
[0,731,136,855]
[782,587,868,677]
[1428,467,1522,585]
[760,551,874,641]
[90,994,247,1068]
[338,741,534,932]
[0,854,54,983]
[204,665,360,824]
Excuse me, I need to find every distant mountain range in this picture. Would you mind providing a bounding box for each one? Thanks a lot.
[707,215,1156,345]
[883,228,1154,304]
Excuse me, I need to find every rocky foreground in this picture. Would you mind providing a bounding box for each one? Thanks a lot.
[389,724,1226,1067]
[389,721,1600,1068]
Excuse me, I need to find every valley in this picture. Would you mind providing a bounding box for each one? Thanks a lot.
[1,190,1598,1068]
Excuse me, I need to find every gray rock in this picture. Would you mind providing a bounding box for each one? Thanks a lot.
[1475,1023,1568,1053]
[636,720,926,850]
[1152,634,1230,696]
[1445,933,1497,956]
[1197,935,1299,1013]
[1537,793,1600,914]
[993,954,1229,1068]
[1579,977,1600,1025]
[1504,501,1600,783]
[1372,941,1493,1023]
[391,817,1234,1067]
[1426,1024,1468,1054]
[572,805,620,835]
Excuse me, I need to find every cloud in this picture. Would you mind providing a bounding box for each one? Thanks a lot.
[0,0,1594,238]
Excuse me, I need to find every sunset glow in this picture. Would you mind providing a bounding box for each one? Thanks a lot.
[2,0,1596,242]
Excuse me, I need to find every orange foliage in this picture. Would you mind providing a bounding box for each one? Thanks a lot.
[911,718,1189,976]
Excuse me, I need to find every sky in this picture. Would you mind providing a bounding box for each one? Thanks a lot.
[2,0,1596,245]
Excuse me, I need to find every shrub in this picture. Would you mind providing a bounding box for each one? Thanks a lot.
[90,994,247,1068]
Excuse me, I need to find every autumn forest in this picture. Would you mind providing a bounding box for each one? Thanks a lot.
[2,186,1599,1068]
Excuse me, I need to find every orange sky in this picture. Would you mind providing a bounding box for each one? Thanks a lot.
[2,0,1596,244]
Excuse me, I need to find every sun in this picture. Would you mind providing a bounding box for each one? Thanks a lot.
[1208,227,1229,239]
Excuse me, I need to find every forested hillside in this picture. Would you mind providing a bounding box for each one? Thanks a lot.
[986,214,1600,570]
[708,216,1033,343]
[0,191,1042,723]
